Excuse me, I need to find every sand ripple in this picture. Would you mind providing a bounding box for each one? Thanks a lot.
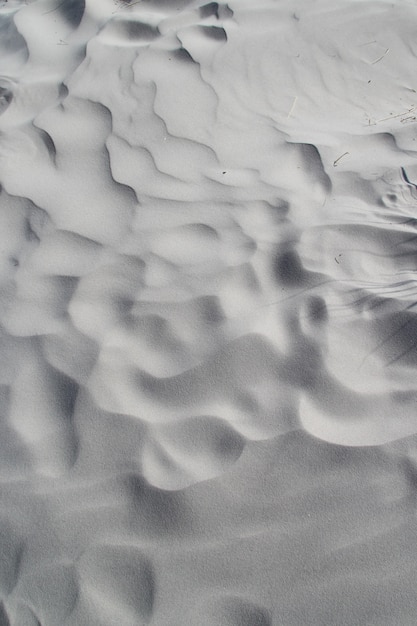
[0,0,417,624]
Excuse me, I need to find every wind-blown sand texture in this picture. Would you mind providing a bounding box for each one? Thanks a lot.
[1,0,417,623]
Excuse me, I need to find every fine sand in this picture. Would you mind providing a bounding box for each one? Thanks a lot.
[1,0,417,624]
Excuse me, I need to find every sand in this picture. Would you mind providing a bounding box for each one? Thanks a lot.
[0,0,417,624]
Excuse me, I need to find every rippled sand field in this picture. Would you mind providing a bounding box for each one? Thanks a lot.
[1,0,417,624]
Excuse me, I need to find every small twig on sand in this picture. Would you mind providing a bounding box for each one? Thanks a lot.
[377,106,415,123]
[333,152,349,167]
[401,115,416,124]
[287,96,298,118]
[370,47,389,64]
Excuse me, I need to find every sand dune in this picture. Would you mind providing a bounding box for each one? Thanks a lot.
[1,0,417,624]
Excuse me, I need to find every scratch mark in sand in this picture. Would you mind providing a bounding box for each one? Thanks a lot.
[287,96,298,118]
[370,48,389,64]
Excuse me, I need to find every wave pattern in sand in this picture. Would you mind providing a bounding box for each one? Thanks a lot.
[1,0,417,624]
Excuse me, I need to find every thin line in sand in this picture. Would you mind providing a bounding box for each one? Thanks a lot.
[357,40,377,47]
[333,152,349,167]
[42,0,66,15]
[112,0,143,13]
[370,47,389,64]
[377,106,415,123]
[287,96,298,118]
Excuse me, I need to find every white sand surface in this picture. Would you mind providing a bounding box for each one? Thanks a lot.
[1,0,417,623]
